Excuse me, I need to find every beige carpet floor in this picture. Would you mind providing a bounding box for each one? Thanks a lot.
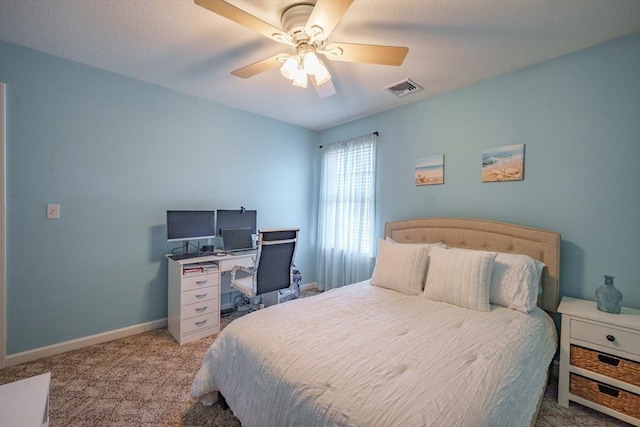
[0,297,633,426]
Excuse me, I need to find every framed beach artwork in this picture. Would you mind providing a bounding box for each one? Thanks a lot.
[415,154,444,186]
[482,144,525,182]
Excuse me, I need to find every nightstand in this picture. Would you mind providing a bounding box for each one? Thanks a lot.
[558,296,640,426]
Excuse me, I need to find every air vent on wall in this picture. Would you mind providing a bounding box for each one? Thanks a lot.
[384,78,424,97]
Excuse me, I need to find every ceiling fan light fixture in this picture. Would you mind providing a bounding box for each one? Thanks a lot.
[300,50,331,86]
[314,60,331,85]
[292,67,308,88]
[280,56,299,80]
[302,51,321,75]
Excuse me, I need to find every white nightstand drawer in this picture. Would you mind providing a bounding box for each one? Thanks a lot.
[182,286,217,306]
[182,300,219,320]
[182,272,219,291]
[181,313,219,335]
[572,319,640,356]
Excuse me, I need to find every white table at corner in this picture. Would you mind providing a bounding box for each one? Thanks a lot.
[557,296,640,426]
[0,372,51,427]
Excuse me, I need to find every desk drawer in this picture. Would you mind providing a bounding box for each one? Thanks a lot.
[571,373,640,419]
[182,272,219,291]
[182,300,218,320]
[218,255,255,272]
[181,313,219,335]
[571,345,640,387]
[571,319,640,356]
[182,286,217,306]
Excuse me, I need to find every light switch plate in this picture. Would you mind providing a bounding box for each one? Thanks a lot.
[46,204,60,219]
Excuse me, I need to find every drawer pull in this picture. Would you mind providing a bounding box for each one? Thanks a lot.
[195,319,208,326]
[195,306,208,313]
[597,384,620,398]
[597,354,620,366]
[606,334,616,342]
[195,280,208,286]
[195,293,208,299]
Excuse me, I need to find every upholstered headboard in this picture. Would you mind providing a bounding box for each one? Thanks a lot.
[384,218,561,313]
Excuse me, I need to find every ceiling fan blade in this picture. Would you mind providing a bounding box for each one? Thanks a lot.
[231,54,283,79]
[311,76,337,98]
[324,42,409,66]
[195,0,290,44]
[306,0,354,40]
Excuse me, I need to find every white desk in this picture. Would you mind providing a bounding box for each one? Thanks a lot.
[212,251,257,273]
[166,251,256,344]
[167,251,256,271]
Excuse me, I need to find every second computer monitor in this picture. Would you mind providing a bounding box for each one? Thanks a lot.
[216,209,257,235]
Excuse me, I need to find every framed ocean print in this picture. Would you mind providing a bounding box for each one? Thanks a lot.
[415,154,444,186]
[482,144,525,182]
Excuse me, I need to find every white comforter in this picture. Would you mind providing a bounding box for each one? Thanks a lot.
[191,281,557,427]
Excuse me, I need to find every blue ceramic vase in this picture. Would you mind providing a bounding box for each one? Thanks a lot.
[595,275,623,314]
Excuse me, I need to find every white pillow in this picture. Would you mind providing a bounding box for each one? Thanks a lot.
[423,246,497,311]
[490,253,545,313]
[370,239,430,295]
[384,238,446,288]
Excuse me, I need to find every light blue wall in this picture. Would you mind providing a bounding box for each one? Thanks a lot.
[2,32,638,354]
[0,41,318,354]
[319,33,640,310]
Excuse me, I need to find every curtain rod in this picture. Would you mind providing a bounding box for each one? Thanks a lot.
[319,131,378,149]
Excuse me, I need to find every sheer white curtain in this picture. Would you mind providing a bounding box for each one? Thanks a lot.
[316,133,377,291]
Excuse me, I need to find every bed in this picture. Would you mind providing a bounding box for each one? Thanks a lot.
[191,218,561,427]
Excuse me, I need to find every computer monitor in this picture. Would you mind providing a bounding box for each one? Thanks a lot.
[216,209,257,234]
[221,228,253,252]
[166,210,216,242]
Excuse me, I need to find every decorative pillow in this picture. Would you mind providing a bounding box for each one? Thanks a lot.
[490,253,545,313]
[370,239,430,295]
[423,246,497,311]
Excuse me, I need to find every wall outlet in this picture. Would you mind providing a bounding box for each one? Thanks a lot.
[46,204,60,219]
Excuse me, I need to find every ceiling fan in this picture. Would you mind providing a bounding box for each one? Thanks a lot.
[194,0,409,97]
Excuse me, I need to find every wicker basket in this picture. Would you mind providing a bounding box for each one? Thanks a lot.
[570,373,640,419]
[571,345,640,387]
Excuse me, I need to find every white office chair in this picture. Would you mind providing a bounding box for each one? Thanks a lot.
[230,228,299,309]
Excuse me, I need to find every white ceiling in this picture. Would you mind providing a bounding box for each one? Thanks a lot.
[1,0,639,131]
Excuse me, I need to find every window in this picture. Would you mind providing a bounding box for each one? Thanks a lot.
[317,133,377,290]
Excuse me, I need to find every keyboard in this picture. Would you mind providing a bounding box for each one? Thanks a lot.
[228,249,255,255]
[169,251,217,261]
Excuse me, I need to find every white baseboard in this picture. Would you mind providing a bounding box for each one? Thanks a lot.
[3,318,167,368]
[300,282,317,291]
[3,284,319,367]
